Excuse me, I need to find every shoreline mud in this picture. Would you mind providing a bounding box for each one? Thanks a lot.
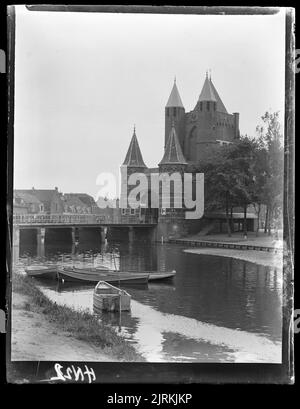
[183,248,283,269]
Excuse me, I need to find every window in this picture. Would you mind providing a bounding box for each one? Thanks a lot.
[214,102,216,111]
[200,102,202,111]
[173,107,176,116]
[166,108,169,117]
[207,101,210,111]
[130,208,135,215]
[161,208,166,215]
[39,204,44,212]
[121,208,126,215]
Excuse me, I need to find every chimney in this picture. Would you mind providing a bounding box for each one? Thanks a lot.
[55,186,58,192]
[32,186,35,190]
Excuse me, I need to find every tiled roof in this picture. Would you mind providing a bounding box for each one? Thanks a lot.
[63,194,85,208]
[166,80,184,108]
[209,79,228,113]
[14,191,42,204]
[15,189,58,205]
[198,75,228,113]
[159,123,187,166]
[198,75,217,102]
[123,128,147,168]
[65,193,96,207]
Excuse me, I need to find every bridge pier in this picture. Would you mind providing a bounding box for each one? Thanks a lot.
[37,227,45,258]
[100,227,107,242]
[37,227,46,244]
[71,227,79,245]
[128,226,135,242]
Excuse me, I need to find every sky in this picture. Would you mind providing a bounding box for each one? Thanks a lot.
[14,6,286,199]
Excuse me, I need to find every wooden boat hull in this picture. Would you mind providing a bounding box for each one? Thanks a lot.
[25,265,58,280]
[93,281,131,312]
[148,272,176,281]
[75,267,176,282]
[58,268,149,284]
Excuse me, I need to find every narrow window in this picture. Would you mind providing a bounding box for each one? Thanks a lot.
[166,108,169,117]
[200,102,202,111]
[214,102,216,111]
[173,107,176,116]
[130,208,135,215]
[207,102,210,111]
[121,208,126,215]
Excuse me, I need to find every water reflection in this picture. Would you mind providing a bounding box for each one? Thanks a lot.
[15,241,282,363]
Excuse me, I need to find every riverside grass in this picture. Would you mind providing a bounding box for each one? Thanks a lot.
[12,273,145,362]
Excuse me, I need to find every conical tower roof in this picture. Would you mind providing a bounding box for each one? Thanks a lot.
[166,79,184,108]
[122,127,147,168]
[159,122,187,166]
[198,74,217,102]
[209,78,228,113]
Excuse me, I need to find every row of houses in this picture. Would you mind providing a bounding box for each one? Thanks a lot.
[13,187,101,215]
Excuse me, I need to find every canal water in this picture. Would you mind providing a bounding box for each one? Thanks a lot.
[15,240,282,363]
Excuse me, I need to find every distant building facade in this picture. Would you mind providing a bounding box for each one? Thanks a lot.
[14,187,64,214]
[13,188,101,217]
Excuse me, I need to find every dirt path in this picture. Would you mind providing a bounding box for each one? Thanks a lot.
[11,292,117,361]
[184,248,283,269]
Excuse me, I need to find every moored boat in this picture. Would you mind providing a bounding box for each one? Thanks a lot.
[75,267,176,282]
[93,281,131,312]
[25,265,58,280]
[147,271,176,281]
[57,267,149,284]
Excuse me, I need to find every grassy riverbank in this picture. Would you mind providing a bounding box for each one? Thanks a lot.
[12,273,145,362]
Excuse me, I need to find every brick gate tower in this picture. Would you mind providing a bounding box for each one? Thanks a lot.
[118,73,245,240]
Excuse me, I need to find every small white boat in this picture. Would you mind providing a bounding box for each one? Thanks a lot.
[93,281,131,312]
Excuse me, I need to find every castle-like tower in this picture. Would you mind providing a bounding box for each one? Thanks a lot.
[120,74,241,239]
[165,73,240,162]
[120,126,147,222]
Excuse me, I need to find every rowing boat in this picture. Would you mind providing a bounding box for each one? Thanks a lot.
[57,267,149,284]
[93,281,131,312]
[76,267,176,282]
[147,271,176,281]
[25,265,58,280]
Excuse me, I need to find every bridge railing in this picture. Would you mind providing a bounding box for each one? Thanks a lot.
[13,213,157,225]
[13,214,107,225]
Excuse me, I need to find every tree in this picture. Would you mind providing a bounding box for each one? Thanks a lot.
[187,111,283,238]
[255,112,284,236]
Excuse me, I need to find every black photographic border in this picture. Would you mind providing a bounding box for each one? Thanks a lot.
[3,5,295,385]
